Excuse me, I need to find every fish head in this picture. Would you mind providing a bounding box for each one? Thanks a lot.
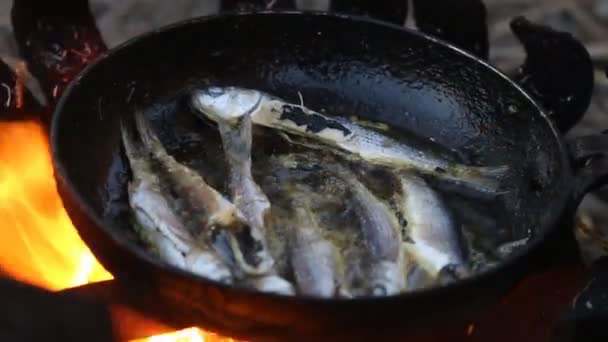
[191,86,263,125]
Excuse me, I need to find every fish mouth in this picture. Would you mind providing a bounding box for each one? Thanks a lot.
[190,88,263,125]
[206,86,226,98]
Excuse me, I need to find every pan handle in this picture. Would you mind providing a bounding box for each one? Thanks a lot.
[510,17,594,134]
[555,133,608,342]
[566,132,608,204]
[552,256,608,342]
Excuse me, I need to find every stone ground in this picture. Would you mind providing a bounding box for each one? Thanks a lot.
[1,0,608,261]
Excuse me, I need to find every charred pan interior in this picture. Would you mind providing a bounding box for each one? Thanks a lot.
[1,0,606,341]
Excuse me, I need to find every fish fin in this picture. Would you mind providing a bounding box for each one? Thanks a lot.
[455,164,511,194]
[277,131,301,146]
[133,110,163,152]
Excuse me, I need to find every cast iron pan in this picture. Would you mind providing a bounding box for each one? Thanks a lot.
[50,11,608,341]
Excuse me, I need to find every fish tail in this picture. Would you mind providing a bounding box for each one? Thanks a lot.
[133,110,163,152]
[452,164,510,194]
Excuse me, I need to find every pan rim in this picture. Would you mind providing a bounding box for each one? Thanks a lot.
[50,10,572,306]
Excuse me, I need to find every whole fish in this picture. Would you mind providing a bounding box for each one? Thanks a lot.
[223,114,272,231]
[187,89,296,293]
[332,166,401,262]
[271,152,406,296]
[189,88,272,240]
[133,111,275,276]
[324,163,406,296]
[396,173,469,283]
[120,121,233,284]
[267,155,353,297]
[190,86,510,195]
[288,205,343,298]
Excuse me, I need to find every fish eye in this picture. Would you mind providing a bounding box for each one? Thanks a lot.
[207,87,225,98]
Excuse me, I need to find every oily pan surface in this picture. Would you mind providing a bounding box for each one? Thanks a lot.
[52,13,566,289]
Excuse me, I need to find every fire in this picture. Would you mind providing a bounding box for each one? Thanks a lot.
[0,120,111,289]
[132,328,240,342]
[0,119,235,342]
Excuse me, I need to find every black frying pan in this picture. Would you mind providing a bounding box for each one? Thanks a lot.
[50,11,608,341]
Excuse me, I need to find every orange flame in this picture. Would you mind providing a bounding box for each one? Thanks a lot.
[132,328,241,342]
[0,119,236,342]
[0,120,111,289]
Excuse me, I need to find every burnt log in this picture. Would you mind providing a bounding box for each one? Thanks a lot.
[510,16,593,133]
